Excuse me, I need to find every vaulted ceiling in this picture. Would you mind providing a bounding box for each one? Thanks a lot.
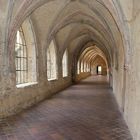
[8,0,127,69]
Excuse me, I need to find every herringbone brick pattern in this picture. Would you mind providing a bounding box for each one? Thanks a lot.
[0,76,133,140]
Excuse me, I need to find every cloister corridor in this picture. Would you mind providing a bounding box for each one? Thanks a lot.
[2,0,140,139]
[0,76,132,140]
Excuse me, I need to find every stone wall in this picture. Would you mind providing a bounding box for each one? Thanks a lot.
[0,77,71,118]
[123,1,140,139]
[75,72,91,82]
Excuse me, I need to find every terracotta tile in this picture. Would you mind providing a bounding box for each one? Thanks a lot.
[0,76,133,140]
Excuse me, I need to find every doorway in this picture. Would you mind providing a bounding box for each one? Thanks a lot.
[97,65,102,75]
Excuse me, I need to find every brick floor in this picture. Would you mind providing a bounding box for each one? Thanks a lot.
[0,76,133,140]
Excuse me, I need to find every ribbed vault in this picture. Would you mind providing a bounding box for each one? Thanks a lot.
[78,45,108,67]
[76,45,108,76]
[8,0,126,70]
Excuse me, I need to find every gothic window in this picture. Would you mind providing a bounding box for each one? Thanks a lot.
[47,40,57,80]
[15,19,37,86]
[87,64,90,72]
[84,62,87,72]
[15,28,28,84]
[77,60,80,74]
[81,60,84,72]
[62,49,68,77]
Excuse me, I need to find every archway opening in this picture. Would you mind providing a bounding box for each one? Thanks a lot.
[76,45,108,81]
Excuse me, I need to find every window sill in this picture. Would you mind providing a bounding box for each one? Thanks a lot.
[63,76,68,78]
[16,82,38,88]
[48,78,58,81]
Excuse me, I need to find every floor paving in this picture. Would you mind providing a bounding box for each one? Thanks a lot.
[0,76,133,140]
